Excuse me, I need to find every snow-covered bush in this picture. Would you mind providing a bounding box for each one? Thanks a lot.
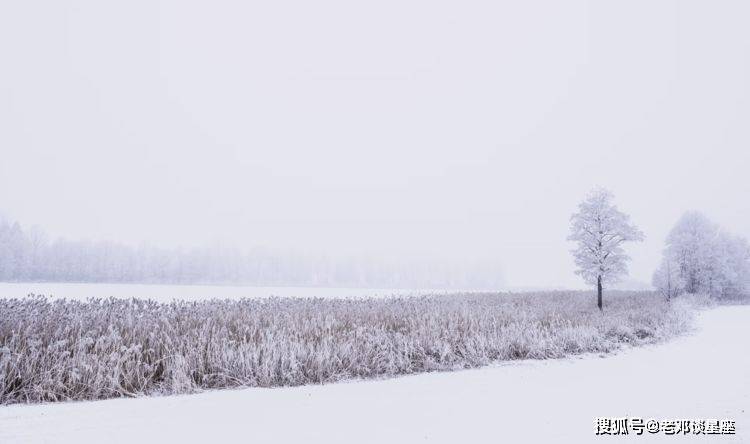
[0,291,693,404]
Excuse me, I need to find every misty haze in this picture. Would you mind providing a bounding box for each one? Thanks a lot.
[1,1,749,443]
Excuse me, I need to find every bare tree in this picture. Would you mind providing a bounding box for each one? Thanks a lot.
[568,188,644,310]
[652,258,682,301]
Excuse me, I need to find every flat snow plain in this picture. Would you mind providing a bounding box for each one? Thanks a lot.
[1,306,747,444]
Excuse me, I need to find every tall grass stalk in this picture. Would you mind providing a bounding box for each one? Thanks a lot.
[0,291,693,404]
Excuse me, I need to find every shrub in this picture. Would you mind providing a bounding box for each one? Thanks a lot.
[0,291,693,404]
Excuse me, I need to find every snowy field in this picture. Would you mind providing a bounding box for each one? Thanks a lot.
[1,305,746,443]
[0,282,454,301]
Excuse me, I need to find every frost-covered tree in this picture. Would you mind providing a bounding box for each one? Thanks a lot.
[663,211,718,294]
[652,258,682,300]
[657,211,750,299]
[714,233,750,297]
[568,188,644,310]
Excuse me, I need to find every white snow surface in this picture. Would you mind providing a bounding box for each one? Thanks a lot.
[1,306,747,444]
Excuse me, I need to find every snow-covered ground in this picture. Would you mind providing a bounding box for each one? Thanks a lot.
[1,305,746,443]
[0,282,458,301]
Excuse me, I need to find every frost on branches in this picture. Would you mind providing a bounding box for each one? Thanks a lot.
[568,188,644,310]
[652,259,683,301]
[655,211,750,299]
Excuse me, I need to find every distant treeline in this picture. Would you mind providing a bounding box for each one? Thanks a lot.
[0,219,502,288]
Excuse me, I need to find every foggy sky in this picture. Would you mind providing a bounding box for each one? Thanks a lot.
[1,0,749,288]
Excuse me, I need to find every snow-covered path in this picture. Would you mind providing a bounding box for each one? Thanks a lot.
[1,306,748,444]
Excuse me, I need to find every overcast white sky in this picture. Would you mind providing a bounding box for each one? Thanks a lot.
[1,0,749,288]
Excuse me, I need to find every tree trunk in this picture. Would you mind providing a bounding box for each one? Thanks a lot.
[597,275,603,311]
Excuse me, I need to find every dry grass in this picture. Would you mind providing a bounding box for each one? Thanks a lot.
[0,291,695,405]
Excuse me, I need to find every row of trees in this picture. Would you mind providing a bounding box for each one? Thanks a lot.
[569,188,750,309]
[653,212,750,300]
[0,219,503,289]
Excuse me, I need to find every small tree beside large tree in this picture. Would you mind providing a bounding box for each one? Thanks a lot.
[568,188,644,310]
